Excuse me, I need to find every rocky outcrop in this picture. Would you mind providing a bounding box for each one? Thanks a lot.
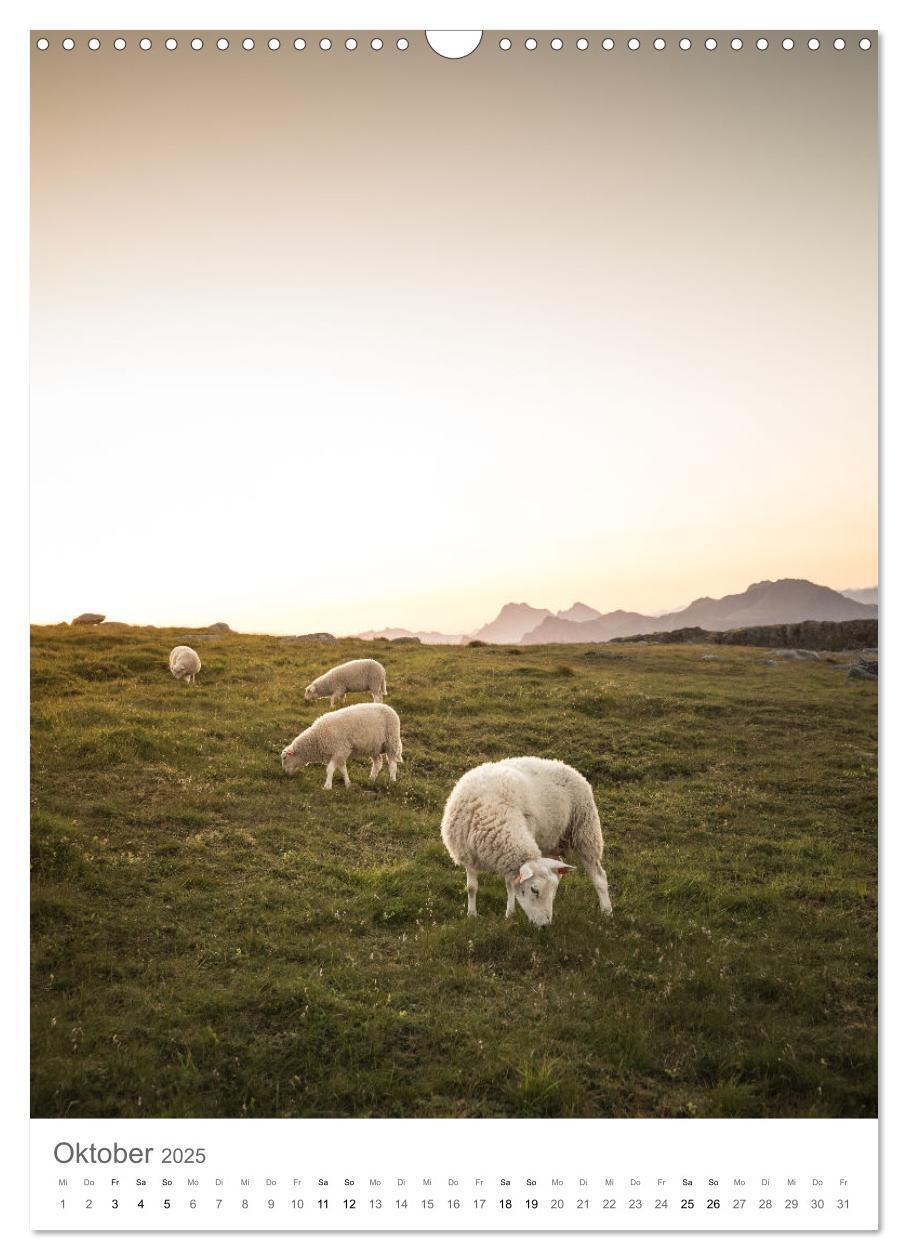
[612,619,878,652]
[71,613,105,625]
[848,656,879,681]
[280,632,337,643]
[716,620,877,651]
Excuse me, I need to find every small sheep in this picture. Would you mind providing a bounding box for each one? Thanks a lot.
[281,702,402,790]
[169,645,201,684]
[304,658,387,707]
[441,757,612,927]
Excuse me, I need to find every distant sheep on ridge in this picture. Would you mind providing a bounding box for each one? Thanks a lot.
[304,658,387,707]
[169,645,201,684]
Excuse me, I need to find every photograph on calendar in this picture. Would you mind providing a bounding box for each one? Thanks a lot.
[30,31,877,1122]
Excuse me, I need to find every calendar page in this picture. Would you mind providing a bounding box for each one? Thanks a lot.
[28,16,878,1235]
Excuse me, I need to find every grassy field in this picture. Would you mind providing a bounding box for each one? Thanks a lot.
[31,624,877,1119]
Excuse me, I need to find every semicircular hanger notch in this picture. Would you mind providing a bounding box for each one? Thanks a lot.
[425,30,483,59]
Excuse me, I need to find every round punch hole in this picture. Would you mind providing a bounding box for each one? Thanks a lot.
[525,38,537,50]
[294,38,306,50]
[602,38,614,50]
[551,38,563,50]
[859,37,872,49]
[834,38,846,50]
[576,38,589,50]
[320,38,331,50]
[756,38,768,50]
[397,38,409,50]
[243,38,254,50]
[679,38,692,50]
[36,37,49,50]
[140,38,152,51]
[782,38,794,50]
[114,37,126,50]
[269,38,280,51]
[731,38,743,50]
[372,38,383,50]
[88,38,100,51]
[191,38,203,50]
[62,37,74,50]
[653,38,665,50]
[346,38,357,50]
[165,38,177,51]
[705,38,717,50]
[499,38,510,50]
[808,38,820,50]
[628,38,640,50]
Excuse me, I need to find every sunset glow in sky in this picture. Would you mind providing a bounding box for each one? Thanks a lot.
[31,32,877,634]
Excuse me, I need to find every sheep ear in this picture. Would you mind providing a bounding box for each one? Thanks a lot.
[545,859,575,878]
[513,862,535,885]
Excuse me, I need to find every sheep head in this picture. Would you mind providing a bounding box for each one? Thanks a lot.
[510,858,574,926]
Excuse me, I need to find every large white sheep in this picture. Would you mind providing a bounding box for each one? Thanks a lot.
[441,757,612,927]
[169,645,201,684]
[304,658,387,707]
[281,702,402,789]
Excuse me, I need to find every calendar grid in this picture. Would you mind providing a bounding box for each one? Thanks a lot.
[30,1119,878,1231]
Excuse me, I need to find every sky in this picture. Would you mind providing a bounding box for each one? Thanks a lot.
[30,30,877,635]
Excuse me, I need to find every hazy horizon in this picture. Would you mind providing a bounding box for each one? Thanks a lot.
[31,33,877,637]
[33,571,878,637]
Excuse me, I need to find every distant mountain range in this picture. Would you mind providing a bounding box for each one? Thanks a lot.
[473,602,554,644]
[356,579,878,646]
[522,580,877,644]
[840,586,879,605]
[356,626,468,645]
[557,602,602,623]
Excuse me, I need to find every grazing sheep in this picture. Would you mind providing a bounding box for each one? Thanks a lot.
[441,757,612,927]
[304,658,387,707]
[281,702,402,790]
[169,645,201,684]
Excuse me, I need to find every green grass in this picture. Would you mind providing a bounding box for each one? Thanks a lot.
[30,625,877,1119]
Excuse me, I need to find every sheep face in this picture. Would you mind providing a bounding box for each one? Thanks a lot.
[281,746,304,775]
[511,858,574,927]
[304,684,318,701]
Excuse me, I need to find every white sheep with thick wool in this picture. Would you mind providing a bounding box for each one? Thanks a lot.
[281,702,403,789]
[441,757,613,926]
[304,658,387,707]
[169,645,201,684]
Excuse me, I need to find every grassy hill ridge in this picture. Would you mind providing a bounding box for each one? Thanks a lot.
[31,624,877,1118]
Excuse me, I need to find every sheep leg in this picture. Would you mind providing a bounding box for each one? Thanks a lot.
[339,761,351,789]
[583,860,613,915]
[324,759,336,790]
[369,757,382,781]
[371,691,382,703]
[466,869,478,917]
[505,878,516,919]
[386,757,398,783]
